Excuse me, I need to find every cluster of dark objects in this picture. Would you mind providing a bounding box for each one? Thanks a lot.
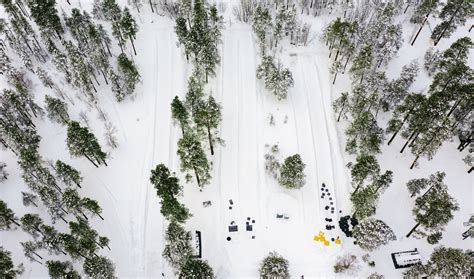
[321,183,341,231]
[338,215,358,238]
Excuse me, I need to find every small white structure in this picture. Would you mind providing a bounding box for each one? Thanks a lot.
[391,248,421,269]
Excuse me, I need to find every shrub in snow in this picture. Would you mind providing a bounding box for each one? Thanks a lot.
[179,258,214,278]
[333,253,359,274]
[362,254,375,267]
[256,56,294,101]
[427,231,443,244]
[259,251,290,279]
[279,154,305,189]
[264,144,281,179]
[353,218,396,251]
[368,272,384,279]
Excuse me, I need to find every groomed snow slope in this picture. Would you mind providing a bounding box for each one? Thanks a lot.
[0,1,472,278]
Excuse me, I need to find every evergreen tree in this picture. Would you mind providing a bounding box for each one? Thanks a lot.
[36,67,54,88]
[20,213,43,238]
[185,76,204,117]
[351,186,377,220]
[0,247,24,278]
[175,17,190,60]
[66,121,107,167]
[278,154,306,189]
[345,111,384,155]
[0,162,8,182]
[353,218,396,251]
[149,164,191,223]
[171,96,190,135]
[83,255,115,279]
[55,160,83,188]
[350,45,373,84]
[383,61,419,111]
[120,7,139,55]
[333,92,349,122]
[44,95,69,125]
[0,199,20,230]
[406,172,459,238]
[350,153,380,194]
[194,95,222,155]
[404,247,473,278]
[177,132,211,188]
[47,260,80,279]
[406,171,445,198]
[21,192,39,207]
[163,222,194,271]
[62,188,88,220]
[116,53,140,101]
[81,197,104,220]
[424,47,441,76]
[179,258,214,278]
[252,6,272,50]
[21,241,43,264]
[431,0,473,46]
[259,251,290,279]
[26,0,63,39]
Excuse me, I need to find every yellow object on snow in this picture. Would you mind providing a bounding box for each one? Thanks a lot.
[335,239,341,245]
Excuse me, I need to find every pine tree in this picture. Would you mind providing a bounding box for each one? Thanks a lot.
[149,164,191,223]
[83,255,116,279]
[62,188,88,220]
[179,258,214,278]
[424,47,441,76]
[175,17,190,60]
[163,222,194,271]
[333,92,349,122]
[0,199,20,230]
[383,61,419,111]
[350,45,373,84]
[26,0,63,39]
[350,154,380,194]
[345,111,384,155]
[351,186,377,220]
[259,251,290,279]
[21,241,43,264]
[120,7,139,55]
[406,172,459,238]
[406,171,445,198]
[81,197,104,220]
[185,76,204,117]
[116,53,140,101]
[353,218,396,251]
[44,95,69,125]
[0,247,24,278]
[21,192,38,207]
[66,121,107,167]
[55,160,83,188]
[279,154,306,189]
[0,162,8,182]
[46,260,80,279]
[177,132,211,188]
[20,213,43,238]
[36,67,54,88]
[431,0,473,46]
[404,247,473,278]
[252,6,272,50]
[171,96,190,135]
[194,95,222,155]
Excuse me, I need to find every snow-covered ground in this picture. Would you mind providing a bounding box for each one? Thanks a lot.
[0,0,472,278]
